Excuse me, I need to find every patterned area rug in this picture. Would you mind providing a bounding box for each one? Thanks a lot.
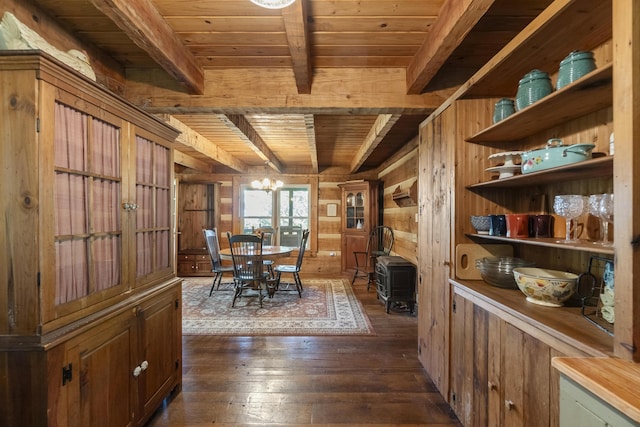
[181,278,375,336]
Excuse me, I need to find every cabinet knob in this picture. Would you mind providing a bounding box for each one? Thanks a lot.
[140,360,149,371]
[488,381,496,390]
[505,400,515,410]
[133,366,142,377]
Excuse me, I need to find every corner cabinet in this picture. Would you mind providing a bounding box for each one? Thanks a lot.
[338,181,380,273]
[0,52,182,426]
[416,0,640,425]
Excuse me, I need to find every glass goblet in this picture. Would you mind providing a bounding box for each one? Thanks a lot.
[588,194,605,244]
[598,193,614,246]
[553,194,587,243]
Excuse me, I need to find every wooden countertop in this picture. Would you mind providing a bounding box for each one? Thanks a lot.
[552,357,640,422]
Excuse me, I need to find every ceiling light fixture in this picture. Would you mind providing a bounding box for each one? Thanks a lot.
[249,0,296,9]
[251,178,283,192]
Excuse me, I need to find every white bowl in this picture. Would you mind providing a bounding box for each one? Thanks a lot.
[512,267,578,307]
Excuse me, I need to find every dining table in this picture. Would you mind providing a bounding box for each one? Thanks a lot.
[219,245,297,260]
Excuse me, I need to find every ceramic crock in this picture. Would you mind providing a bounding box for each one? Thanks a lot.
[521,138,595,174]
[493,98,515,123]
[515,69,553,111]
[556,51,596,89]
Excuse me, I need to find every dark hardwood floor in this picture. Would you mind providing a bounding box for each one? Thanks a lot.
[146,274,461,426]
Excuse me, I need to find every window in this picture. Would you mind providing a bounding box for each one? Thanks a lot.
[241,185,309,246]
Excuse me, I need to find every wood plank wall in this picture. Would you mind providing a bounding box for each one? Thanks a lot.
[378,137,419,265]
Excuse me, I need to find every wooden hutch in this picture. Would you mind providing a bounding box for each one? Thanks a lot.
[338,180,380,273]
[418,0,640,424]
[0,52,182,426]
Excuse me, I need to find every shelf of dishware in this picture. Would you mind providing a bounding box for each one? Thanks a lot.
[459,0,612,100]
[466,156,613,189]
[465,64,612,144]
[466,234,614,255]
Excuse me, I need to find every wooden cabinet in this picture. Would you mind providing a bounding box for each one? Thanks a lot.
[338,181,380,272]
[177,250,212,276]
[0,52,181,426]
[450,288,599,427]
[177,182,218,276]
[49,283,181,427]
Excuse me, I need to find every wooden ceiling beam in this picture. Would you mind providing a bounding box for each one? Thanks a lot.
[304,114,319,174]
[406,0,494,94]
[282,0,312,94]
[88,0,204,94]
[126,67,444,113]
[159,115,248,173]
[173,150,214,173]
[349,114,401,173]
[221,114,284,173]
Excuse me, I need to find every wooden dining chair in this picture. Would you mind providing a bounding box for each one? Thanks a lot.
[274,229,310,297]
[352,225,395,290]
[203,228,234,295]
[226,232,274,307]
[255,226,277,277]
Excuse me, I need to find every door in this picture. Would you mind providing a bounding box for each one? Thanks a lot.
[135,288,180,424]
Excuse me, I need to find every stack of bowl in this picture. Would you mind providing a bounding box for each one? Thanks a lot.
[475,256,535,289]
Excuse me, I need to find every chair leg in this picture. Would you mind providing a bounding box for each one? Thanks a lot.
[215,272,224,290]
[351,269,358,285]
[293,272,302,297]
[209,272,220,296]
[232,279,244,307]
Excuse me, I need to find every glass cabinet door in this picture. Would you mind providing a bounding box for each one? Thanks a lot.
[345,190,366,230]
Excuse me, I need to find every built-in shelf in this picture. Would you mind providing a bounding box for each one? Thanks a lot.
[392,181,418,207]
[459,0,612,99]
[466,64,613,144]
[450,278,613,357]
[467,156,613,189]
[466,233,615,256]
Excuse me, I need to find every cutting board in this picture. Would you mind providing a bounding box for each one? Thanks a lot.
[455,243,514,280]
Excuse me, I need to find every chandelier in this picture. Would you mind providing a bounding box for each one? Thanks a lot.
[250,0,296,9]
[251,178,283,192]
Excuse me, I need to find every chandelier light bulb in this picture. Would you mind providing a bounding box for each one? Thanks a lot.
[249,0,296,9]
[251,178,283,192]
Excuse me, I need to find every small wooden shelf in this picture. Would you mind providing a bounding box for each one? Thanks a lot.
[466,233,615,256]
[466,64,613,144]
[392,181,418,207]
[466,156,613,189]
[450,278,613,357]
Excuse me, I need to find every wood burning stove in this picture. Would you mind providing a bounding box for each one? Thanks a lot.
[375,256,416,314]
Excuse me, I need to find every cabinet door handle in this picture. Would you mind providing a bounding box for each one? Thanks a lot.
[133,366,142,377]
[140,360,149,371]
[505,400,515,410]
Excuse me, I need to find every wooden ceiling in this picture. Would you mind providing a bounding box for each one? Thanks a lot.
[29,0,553,175]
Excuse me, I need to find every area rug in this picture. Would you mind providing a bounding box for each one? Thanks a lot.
[181,277,374,336]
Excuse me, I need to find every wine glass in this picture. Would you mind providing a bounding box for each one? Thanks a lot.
[598,193,614,246]
[553,195,587,243]
[588,194,605,244]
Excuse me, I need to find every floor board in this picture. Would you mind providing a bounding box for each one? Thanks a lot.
[145,274,461,426]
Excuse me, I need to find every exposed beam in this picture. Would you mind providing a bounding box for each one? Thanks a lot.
[282,0,312,94]
[303,114,319,174]
[173,150,213,173]
[159,115,249,173]
[125,67,445,114]
[88,0,204,94]
[220,114,284,173]
[349,114,401,173]
[406,0,494,94]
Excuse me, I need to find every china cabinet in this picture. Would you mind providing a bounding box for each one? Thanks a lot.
[338,181,380,272]
[0,52,181,426]
[415,0,640,424]
[177,182,218,276]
